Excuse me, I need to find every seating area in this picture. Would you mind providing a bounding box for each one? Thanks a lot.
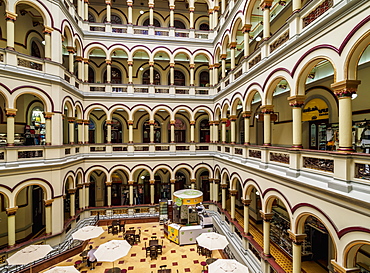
[41,222,223,273]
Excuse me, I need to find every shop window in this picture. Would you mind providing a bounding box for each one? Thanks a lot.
[104,67,122,84]
[199,23,209,31]
[199,71,209,87]
[25,106,45,145]
[142,69,161,85]
[199,119,210,143]
[31,41,41,58]
[174,20,186,29]
[143,18,161,27]
[143,120,161,143]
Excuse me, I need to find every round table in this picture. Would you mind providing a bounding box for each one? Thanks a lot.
[206,258,218,265]
[106,267,121,273]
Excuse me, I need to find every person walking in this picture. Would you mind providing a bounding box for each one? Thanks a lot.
[87,245,97,270]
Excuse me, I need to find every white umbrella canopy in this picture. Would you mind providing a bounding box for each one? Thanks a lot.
[94,240,132,262]
[72,226,104,241]
[6,244,53,265]
[44,265,80,273]
[209,259,249,273]
[196,232,229,251]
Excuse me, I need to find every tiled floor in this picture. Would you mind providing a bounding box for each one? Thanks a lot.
[42,222,222,273]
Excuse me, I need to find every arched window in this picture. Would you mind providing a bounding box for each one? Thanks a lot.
[174,20,186,29]
[104,67,122,84]
[89,120,96,144]
[199,119,210,143]
[199,23,209,31]
[168,70,186,86]
[104,14,122,24]
[143,120,161,143]
[88,67,95,83]
[142,69,161,85]
[199,71,209,87]
[88,13,96,23]
[143,18,161,27]
[31,41,41,58]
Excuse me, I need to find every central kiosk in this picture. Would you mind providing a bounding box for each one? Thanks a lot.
[163,189,213,245]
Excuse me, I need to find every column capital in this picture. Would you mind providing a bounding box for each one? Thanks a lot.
[287,230,306,245]
[128,120,134,125]
[169,5,175,10]
[43,112,54,119]
[149,3,154,8]
[106,119,113,125]
[127,60,133,66]
[128,180,135,185]
[229,42,237,49]
[260,211,274,222]
[220,54,227,60]
[170,120,176,125]
[242,24,252,33]
[5,11,17,21]
[149,61,154,66]
[208,9,214,14]
[229,189,238,196]
[208,65,214,70]
[213,120,220,125]
[189,7,195,12]
[149,179,155,185]
[220,118,228,123]
[242,198,251,206]
[84,182,90,187]
[229,115,237,121]
[75,56,83,62]
[288,95,306,107]
[43,26,54,34]
[331,80,361,98]
[76,184,84,189]
[170,179,176,183]
[83,119,90,124]
[76,119,84,124]
[189,63,195,69]
[68,188,77,194]
[6,206,18,216]
[44,199,54,207]
[220,183,228,189]
[106,181,112,186]
[190,120,196,125]
[190,178,196,183]
[213,6,219,11]
[208,178,214,182]
[106,0,111,4]
[213,179,220,184]
[67,117,76,123]
[260,0,272,10]
[149,120,155,125]
[213,63,220,68]
[261,105,274,114]
[242,111,252,118]
[6,108,17,117]
[105,59,112,65]
[83,58,89,64]
[67,46,75,54]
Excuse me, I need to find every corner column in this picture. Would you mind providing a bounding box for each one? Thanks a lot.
[76,56,83,81]
[6,108,17,146]
[43,26,53,60]
[288,95,306,148]
[44,199,54,235]
[208,65,214,86]
[5,12,17,50]
[6,207,18,247]
[331,80,361,151]
[213,63,219,83]
[288,231,307,273]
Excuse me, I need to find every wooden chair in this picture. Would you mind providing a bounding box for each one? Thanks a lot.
[156,245,163,255]
[149,246,158,260]
[145,246,151,257]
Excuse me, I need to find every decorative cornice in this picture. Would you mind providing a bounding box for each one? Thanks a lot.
[331,80,361,98]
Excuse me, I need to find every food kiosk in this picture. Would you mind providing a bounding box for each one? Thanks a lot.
[164,189,213,245]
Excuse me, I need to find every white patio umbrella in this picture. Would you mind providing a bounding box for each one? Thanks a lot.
[72,225,104,241]
[44,265,80,273]
[209,259,249,273]
[6,244,53,273]
[94,240,131,271]
[196,232,229,251]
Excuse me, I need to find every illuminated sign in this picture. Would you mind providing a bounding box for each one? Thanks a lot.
[302,98,329,121]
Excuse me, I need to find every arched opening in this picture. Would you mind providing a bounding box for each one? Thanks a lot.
[199,23,209,31]
[174,170,189,191]
[199,170,210,201]
[88,13,96,22]
[0,193,9,249]
[31,41,42,58]
[88,170,107,207]
[168,70,186,86]
[104,14,122,24]
[199,71,209,87]
[88,66,95,83]
[111,171,128,206]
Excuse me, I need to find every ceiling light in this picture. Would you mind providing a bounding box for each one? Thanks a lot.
[256,36,262,42]
[139,10,144,14]
[351,93,358,100]
[140,67,144,71]
[42,40,46,45]
[141,175,145,179]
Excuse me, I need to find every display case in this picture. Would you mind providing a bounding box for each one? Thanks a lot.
[159,199,168,224]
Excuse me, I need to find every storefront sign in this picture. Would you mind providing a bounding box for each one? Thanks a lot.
[302,98,329,121]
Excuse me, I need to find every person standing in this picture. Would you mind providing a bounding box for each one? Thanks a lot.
[87,245,97,270]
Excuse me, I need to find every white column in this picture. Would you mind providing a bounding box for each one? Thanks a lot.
[230,43,236,70]
[44,112,54,145]
[221,118,227,143]
[83,59,89,82]
[128,61,133,84]
[213,121,219,143]
[84,120,89,143]
[214,64,219,84]
[170,121,175,142]
[189,7,195,29]
[170,179,176,198]
[106,120,112,143]
[76,57,83,80]
[149,62,154,84]
[230,116,236,144]
[85,183,90,207]
[221,0,225,14]
[288,232,307,273]
[150,120,155,143]
[6,207,18,246]
[190,64,195,86]
[150,180,155,204]
[242,199,251,234]
[221,55,226,78]
[169,2,175,27]
[127,0,133,24]
[170,64,175,85]
[261,1,271,39]
[243,111,251,145]
[230,190,237,219]
[5,12,17,50]
[84,0,89,21]
[190,121,195,142]
[288,96,306,148]
[106,182,112,206]
[106,60,112,83]
[261,105,273,146]
[209,121,214,142]
[261,212,273,256]
[243,24,251,58]
[149,3,154,25]
[128,120,134,143]
[43,27,53,60]
[44,199,54,235]
[292,0,302,11]
[209,179,214,201]
[221,184,226,210]
[106,1,111,23]
[209,66,214,86]
[68,117,75,144]
[6,109,17,146]
[69,189,76,217]
[213,179,219,202]
[213,7,219,27]
[208,9,213,30]
[67,47,75,74]
[129,181,134,205]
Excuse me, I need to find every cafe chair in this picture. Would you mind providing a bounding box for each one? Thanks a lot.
[150,245,158,260]
[156,245,163,255]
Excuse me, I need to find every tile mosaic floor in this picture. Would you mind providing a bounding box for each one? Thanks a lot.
[42,222,222,273]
